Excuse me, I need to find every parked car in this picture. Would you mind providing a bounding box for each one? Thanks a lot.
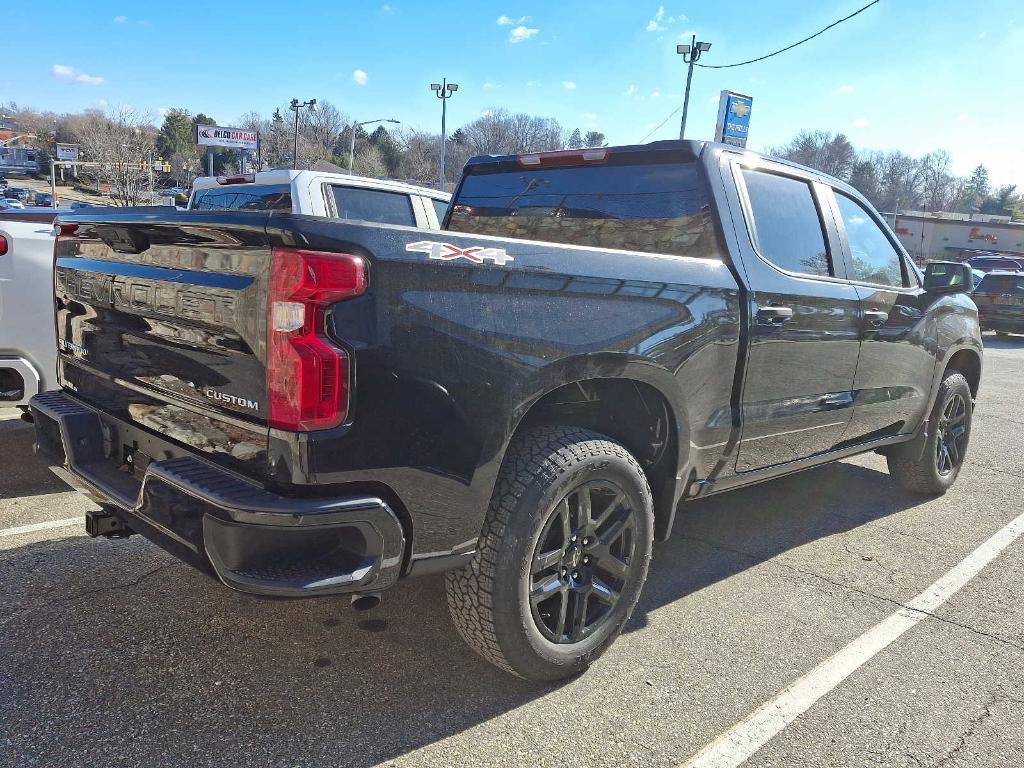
[0,198,25,210]
[4,187,31,201]
[973,270,1024,337]
[967,254,1024,273]
[33,192,54,207]
[31,140,981,681]
[68,201,109,210]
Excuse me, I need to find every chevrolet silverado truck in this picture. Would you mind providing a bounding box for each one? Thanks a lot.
[30,140,982,681]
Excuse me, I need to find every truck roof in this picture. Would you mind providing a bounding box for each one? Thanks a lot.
[191,170,449,200]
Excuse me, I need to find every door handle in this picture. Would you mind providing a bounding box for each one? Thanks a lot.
[863,309,889,327]
[756,305,794,325]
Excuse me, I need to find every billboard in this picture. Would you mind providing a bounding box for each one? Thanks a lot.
[55,143,80,161]
[195,124,259,151]
[714,91,753,148]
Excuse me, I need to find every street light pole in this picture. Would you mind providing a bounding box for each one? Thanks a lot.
[348,118,400,175]
[430,79,459,191]
[289,98,317,170]
[676,36,713,140]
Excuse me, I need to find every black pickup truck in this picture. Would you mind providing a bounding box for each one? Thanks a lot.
[31,140,982,681]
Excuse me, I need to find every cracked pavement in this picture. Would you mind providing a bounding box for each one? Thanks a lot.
[1,337,1023,768]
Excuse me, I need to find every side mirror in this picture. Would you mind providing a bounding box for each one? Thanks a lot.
[924,261,974,294]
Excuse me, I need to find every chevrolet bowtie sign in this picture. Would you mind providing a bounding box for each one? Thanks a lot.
[714,91,754,148]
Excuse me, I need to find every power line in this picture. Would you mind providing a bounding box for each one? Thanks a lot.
[639,104,686,144]
[638,0,880,142]
[696,0,879,69]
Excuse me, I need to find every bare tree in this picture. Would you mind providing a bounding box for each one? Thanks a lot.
[771,130,856,180]
[73,108,157,206]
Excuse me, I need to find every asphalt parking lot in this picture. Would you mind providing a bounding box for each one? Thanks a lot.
[2,338,1022,768]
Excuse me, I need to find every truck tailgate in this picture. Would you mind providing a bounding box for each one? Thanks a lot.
[54,211,272,479]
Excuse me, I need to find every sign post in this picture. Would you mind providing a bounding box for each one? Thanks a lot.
[714,91,754,148]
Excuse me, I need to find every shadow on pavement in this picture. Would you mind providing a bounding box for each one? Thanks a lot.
[0,425,73,499]
[0,460,924,767]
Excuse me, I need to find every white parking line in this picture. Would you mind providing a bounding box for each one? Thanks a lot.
[681,508,1024,768]
[0,518,81,538]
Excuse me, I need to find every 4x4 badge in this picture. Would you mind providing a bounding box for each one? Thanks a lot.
[406,240,514,266]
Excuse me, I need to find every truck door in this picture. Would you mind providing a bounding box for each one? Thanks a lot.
[826,188,936,442]
[727,162,862,473]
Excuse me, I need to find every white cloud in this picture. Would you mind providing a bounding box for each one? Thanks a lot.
[526,79,541,87]
[957,113,970,121]
[51,64,105,86]
[709,94,720,102]
[678,29,697,40]
[482,82,500,90]
[562,81,576,90]
[96,99,109,108]
[112,15,128,23]
[834,84,856,94]
[381,4,395,14]
[977,31,986,39]
[624,84,637,97]
[497,14,529,25]
[584,112,598,121]
[509,24,538,43]
[158,107,170,117]
[651,90,661,98]
[647,6,684,32]
[851,118,869,128]
[352,69,368,85]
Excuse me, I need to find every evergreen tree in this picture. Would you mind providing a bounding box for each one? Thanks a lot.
[567,128,583,149]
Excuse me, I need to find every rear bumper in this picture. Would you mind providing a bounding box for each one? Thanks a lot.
[29,391,405,598]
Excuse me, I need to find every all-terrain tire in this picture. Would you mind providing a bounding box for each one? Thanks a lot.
[887,371,973,495]
[445,426,654,681]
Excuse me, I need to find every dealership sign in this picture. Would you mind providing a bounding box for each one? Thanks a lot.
[195,124,259,151]
[714,91,753,148]
[55,143,80,161]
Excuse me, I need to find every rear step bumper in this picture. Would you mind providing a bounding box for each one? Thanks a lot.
[29,391,405,598]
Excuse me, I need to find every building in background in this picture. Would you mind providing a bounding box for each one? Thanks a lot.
[889,211,1024,264]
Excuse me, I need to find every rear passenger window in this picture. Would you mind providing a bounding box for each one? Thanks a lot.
[431,198,449,225]
[331,186,415,226]
[741,169,831,277]
[834,193,906,287]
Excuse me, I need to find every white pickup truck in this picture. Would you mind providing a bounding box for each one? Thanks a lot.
[0,172,450,410]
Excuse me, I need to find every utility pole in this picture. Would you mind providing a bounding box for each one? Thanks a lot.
[289,98,317,170]
[430,79,458,191]
[676,36,713,140]
[348,118,400,175]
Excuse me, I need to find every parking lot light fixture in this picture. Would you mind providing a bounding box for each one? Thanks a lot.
[289,98,317,170]
[348,118,401,175]
[431,78,458,191]
[676,35,713,140]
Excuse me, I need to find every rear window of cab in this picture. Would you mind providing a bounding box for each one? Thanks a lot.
[190,185,292,211]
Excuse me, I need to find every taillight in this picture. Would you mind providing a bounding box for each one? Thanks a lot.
[267,247,367,432]
[0,235,7,256]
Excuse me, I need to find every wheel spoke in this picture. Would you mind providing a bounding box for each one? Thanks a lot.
[553,590,569,638]
[591,577,620,606]
[593,491,625,528]
[556,499,571,543]
[534,548,562,573]
[568,590,589,641]
[531,574,564,606]
[576,487,593,528]
[597,508,632,548]
[590,544,629,580]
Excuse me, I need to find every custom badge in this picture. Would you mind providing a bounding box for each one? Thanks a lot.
[406,240,514,266]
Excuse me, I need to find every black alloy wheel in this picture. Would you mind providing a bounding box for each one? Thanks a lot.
[935,391,968,476]
[529,480,637,644]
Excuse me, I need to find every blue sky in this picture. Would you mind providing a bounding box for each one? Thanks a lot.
[4,1,1022,184]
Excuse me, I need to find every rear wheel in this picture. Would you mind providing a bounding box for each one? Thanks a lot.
[887,371,972,495]
[445,426,654,681]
